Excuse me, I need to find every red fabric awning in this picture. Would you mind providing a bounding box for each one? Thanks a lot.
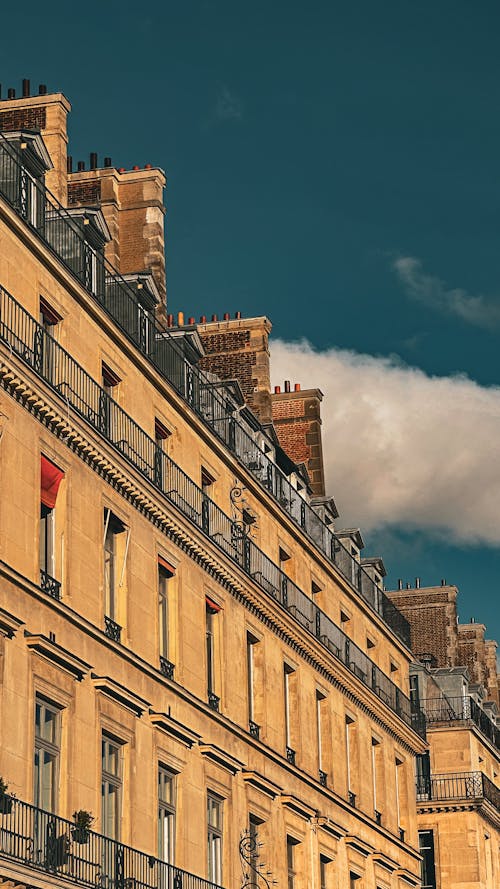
[158,555,175,575]
[205,595,222,613]
[41,456,64,509]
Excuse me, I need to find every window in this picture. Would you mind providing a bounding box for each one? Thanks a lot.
[206,596,221,709]
[34,697,61,812]
[287,837,298,889]
[419,830,437,889]
[201,467,215,493]
[284,664,297,762]
[345,715,357,804]
[158,766,176,864]
[371,738,383,820]
[40,456,64,594]
[395,755,408,836]
[349,873,361,888]
[103,509,128,635]
[101,735,122,840]
[320,855,332,889]
[154,419,170,487]
[316,690,328,783]
[207,793,223,884]
[409,674,420,711]
[416,752,431,800]
[100,363,121,436]
[158,557,175,674]
[248,814,262,867]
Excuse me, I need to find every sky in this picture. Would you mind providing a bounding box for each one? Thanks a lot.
[2,1,500,644]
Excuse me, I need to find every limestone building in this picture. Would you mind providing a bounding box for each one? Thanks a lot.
[0,79,427,889]
[386,581,500,888]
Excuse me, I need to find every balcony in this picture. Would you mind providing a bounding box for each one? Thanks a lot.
[416,771,500,813]
[420,696,500,750]
[104,616,122,643]
[0,795,222,889]
[0,285,421,737]
[159,657,175,680]
[0,131,411,648]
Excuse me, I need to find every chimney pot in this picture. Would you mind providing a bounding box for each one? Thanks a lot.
[104,157,112,168]
[22,79,30,98]
[144,163,152,169]
[284,380,291,393]
[274,386,281,394]
[441,578,446,586]
[177,311,184,327]
[294,383,301,392]
[132,165,140,171]
[7,88,15,99]
[200,315,207,323]
[223,312,230,321]
[166,314,174,328]
[188,316,195,325]
[118,167,125,173]
[406,582,411,589]
[211,314,218,322]
[0,86,2,101]
[38,84,47,95]
[415,577,420,589]
[77,161,85,172]
[67,156,73,174]
[398,578,403,590]
[90,152,98,170]
[235,311,242,319]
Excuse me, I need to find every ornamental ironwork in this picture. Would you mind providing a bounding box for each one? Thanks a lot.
[239,829,276,889]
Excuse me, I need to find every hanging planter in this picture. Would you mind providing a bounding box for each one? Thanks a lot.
[0,778,15,815]
[71,810,95,844]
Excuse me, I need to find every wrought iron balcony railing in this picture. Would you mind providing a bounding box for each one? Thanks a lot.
[0,131,410,648]
[104,616,122,643]
[0,794,223,889]
[0,285,421,736]
[40,569,61,600]
[420,695,500,750]
[416,771,500,813]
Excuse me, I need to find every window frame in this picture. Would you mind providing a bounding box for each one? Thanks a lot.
[34,696,61,814]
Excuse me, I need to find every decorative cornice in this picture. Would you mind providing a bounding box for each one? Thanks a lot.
[370,852,399,873]
[343,835,376,858]
[241,770,282,799]
[281,794,317,820]
[149,710,200,748]
[25,633,91,681]
[91,674,150,716]
[199,743,245,775]
[0,606,24,638]
[314,816,346,840]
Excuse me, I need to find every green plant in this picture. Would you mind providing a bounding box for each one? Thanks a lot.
[72,810,95,831]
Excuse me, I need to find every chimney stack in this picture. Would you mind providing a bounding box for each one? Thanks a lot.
[415,577,420,589]
[90,152,98,170]
[22,79,30,98]
[284,380,291,393]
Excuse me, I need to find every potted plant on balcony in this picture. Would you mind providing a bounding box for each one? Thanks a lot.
[0,778,15,815]
[71,809,95,844]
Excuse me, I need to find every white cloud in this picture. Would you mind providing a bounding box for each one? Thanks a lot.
[393,256,500,328]
[271,340,500,546]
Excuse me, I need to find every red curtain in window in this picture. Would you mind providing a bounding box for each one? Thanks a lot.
[40,456,64,509]
[205,595,222,613]
[158,555,175,576]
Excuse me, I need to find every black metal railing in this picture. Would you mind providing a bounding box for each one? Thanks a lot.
[104,616,122,643]
[159,657,175,680]
[0,286,421,735]
[248,720,260,740]
[420,696,500,750]
[207,692,220,712]
[319,770,327,787]
[0,795,222,889]
[416,772,500,812]
[0,132,410,648]
[286,746,296,766]
[40,569,61,600]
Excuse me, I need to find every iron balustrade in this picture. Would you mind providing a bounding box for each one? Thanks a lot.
[159,657,175,680]
[420,696,500,750]
[0,131,410,648]
[0,794,222,889]
[104,617,122,643]
[40,569,61,600]
[416,772,500,812]
[0,285,421,735]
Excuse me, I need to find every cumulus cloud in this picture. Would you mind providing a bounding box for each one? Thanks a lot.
[271,340,500,546]
[393,256,500,328]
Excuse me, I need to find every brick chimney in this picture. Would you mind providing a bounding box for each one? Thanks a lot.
[271,383,326,497]
[0,82,71,204]
[197,315,273,424]
[68,164,166,311]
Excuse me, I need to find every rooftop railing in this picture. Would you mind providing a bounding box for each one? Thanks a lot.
[0,794,221,889]
[416,771,500,813]
[0,285,422,736]
[0,132,410,648]
[419,696,500,750]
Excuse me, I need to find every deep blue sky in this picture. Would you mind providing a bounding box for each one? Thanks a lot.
[2,1,500,643]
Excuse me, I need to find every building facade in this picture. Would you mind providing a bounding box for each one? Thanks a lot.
[386,582,500,888]
[0,79,427,889]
